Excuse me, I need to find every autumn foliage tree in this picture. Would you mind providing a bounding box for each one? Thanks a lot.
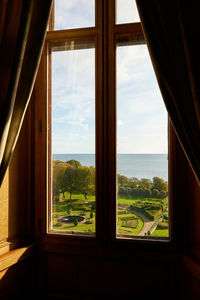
[64,166,79,200]
[66,159,81,169]
[53,160,95,201]
[152,176,168,192]
[53,161,70,200]
[53,159,168,202]
[76,166,95,200]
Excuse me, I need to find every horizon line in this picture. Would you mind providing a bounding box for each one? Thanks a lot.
[52,153,168,155]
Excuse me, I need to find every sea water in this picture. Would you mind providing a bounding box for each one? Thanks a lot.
[53,153,168,181]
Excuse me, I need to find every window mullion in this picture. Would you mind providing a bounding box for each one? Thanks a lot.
[95,0,104,242]
[105,0,117,244]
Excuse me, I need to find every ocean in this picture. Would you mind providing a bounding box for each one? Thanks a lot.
[53,153,168,181]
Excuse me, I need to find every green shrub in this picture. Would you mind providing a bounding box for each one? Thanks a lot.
[130,205,154,221]
[85,219,93,224]
[163,214,168,220]
[54,223,62,227]
[74,218,78,226]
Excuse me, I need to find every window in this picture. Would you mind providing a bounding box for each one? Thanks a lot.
[35,0,170,242]
[50,39,96,235]
[116,42,168,238]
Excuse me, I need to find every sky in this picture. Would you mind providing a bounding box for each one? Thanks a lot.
[52,0,168,154]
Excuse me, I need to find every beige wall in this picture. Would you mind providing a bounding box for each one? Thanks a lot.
[0,100,32,255]
[0,171,9,254]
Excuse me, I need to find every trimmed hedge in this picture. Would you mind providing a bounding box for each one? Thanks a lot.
[130,205,154,221]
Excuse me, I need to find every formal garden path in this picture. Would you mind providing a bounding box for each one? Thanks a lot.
[118,204,161,236]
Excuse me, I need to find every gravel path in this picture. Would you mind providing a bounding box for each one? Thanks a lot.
[118,204,161,236]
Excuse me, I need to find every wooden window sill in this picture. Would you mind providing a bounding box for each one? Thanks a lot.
[0,244,33,273]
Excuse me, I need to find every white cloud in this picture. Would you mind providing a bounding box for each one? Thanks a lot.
[117,0,140,24]
[52,130,95,154]
[117,45,156,85]
[51,45,95,153]
[51,29,168,154]
[68,118,89,130]
[116,44,168,154]
[55,0,139,29]
[55,0,95,29]
[117,131,168,154]
[52,48,95,112]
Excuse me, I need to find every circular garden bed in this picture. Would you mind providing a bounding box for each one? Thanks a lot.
[58,215,85,223]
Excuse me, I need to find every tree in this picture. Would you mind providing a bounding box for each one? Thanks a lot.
[144,188,151,198]
[152,177,168,192]
[140,178,152,189]
[118,174,129,186]
[91,202,96,212]
[118,186,126,197]
[55,172,66,199]
[88,184,95,196]
[66,206,71,215]
[90,212,93,219]
[89,166,95,180]
[64,166,78,200]
[76,166,94,200]
[151,189,160,198]
[53,162,69,200]
[74,217,78,226]
[131,188,139,198]
[125,186,132,198]
[159,190,166,199]
[137,188,145,198]
[66,159,81,168]
[53,160,63,165]
[53,179,60,202]
[130,177,140,186]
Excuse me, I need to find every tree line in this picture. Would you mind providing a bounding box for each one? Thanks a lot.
[53,159,168,201]
[118,174,168,199]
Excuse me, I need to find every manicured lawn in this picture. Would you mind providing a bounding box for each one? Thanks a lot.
[52,193,168,237]
[59,222,95,233]
[151,228,169,237]
[52,193,96,233]
[117,209,144,235]
[118,196,167,220]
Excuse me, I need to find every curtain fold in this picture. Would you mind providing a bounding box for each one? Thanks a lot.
[0,0,53,186]
[136,0,200,185]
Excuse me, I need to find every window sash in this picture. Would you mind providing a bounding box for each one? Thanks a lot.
[34,0,171,245]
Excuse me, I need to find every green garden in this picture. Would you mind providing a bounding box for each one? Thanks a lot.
[52,159,169,237]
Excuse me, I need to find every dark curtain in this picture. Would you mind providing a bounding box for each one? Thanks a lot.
[136,0,200,185]
[0,0,53,186]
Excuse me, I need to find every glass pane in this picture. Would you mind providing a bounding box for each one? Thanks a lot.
[54,0,95,30]
[50,40,95,235]
[116,43,169,239]
[116,0,140,24]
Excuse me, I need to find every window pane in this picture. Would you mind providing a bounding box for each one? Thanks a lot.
[116,0,140,24]
[50,40,95,235]
[116,43,169,239]
[54,0,95,30]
